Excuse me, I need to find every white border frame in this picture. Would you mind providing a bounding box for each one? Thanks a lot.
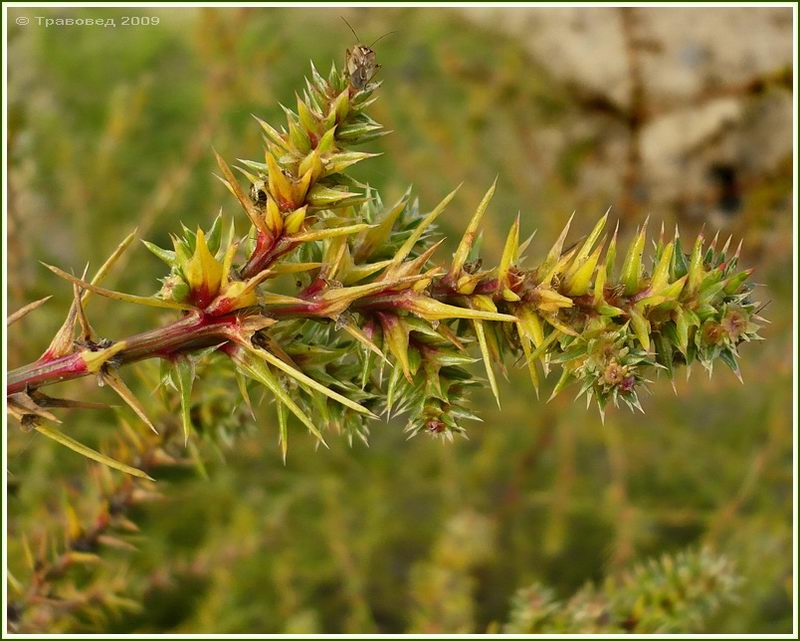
[2,2,797,638]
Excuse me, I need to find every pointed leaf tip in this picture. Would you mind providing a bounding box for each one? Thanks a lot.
[35,424,154,481]
[449,181,497,279]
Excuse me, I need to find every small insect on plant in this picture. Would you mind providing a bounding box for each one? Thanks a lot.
[342,17,396,91]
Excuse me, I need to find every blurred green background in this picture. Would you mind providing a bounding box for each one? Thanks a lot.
[6,6,794,634]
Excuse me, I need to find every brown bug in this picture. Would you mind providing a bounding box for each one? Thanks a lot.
[341,17,395,91]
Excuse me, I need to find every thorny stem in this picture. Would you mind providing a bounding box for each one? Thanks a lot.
[7,313,241,395]
[239,232,298,279]
[5,271,502,395]
[1,257,730,397]
[5,277,487,395]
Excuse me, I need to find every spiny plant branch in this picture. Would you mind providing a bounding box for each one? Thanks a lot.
[8,312,240,395]
[7,53,765,477]
[503,547,741,634]
[7,414,198,632]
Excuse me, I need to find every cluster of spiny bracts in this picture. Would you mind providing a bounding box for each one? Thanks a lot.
[8,60,763,476]
[503,547,740,633]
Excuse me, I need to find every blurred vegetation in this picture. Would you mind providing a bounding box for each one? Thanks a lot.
[6,6,793,634]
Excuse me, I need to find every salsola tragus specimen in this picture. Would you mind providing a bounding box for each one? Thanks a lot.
[7,53,765,477]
